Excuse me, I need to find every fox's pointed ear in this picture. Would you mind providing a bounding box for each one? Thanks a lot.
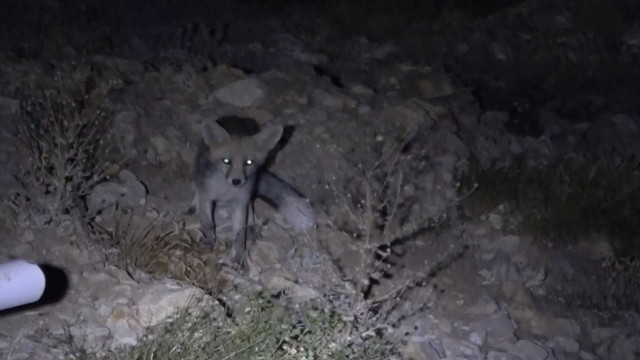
[203,120,231,147]
[253,124,283,152]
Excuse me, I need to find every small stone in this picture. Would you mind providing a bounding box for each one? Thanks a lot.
[107,306,143,347]
[469,330,486,346]
[610,335,640,360]
[488,213,503,230]
[590,327,619,343]
[213,78,265,108]
[471,311,517,350]
[0,96,20,115]
[351,84,373,96]
[466,297,499,317]
[578,351,598,360]
[508,340,549,360]
[547,336,580,353]
[136,283,211,327]
[487,351,522,360]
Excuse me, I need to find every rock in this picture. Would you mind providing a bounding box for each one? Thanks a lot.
[273,33,328,65]
[86,169,148,214]
[265,276,319,301]
[136,282,212,327]
[0,339,9,352]
[402,339,431,360]
[405,334,483,360]
[466,296,500,318]
[572,239,615,260]
[538,110,569,137]
[106,306,144,347]
[441,335,483,358]
[550,318,581,339]
[62,241,107,266]
[311,89,356,110]
[112,111,138,155]
[71,321,111,353]
[351,84,374,96]
[213,78,265,107]
[92,55,144,76]
[382,101,436,133]
[148,135,171,162]
[147,126,184,164]
[516,313,581,342]
[509,137,524,155]
[547,336,580,353]
[487,351,522,360]
[590,327,619,343]
[469,329,486,346]
[488,213,504,230]
[470,310,517,350]
[480,111,510,127]
[578,351,598,360]
[358,104,371,113]
[480,235,521,255]
[247,240,295,278]
[612,114,638,135]
[0,96,20,116]
[487,259,522,286]
[523,266,547,289]
[508,340,550,360]
[491,41,512,61]
[419,337,446,359]
[364,41,398,60]
[609,335,640,360]
[417,71,456,99]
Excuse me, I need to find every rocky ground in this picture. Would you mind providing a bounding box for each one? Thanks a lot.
[0,0,639,359]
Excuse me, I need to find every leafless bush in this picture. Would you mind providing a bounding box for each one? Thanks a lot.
[323,126,457,350]
[15,66,118,221]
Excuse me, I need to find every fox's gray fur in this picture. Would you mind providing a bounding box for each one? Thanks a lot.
[188,116,315,266]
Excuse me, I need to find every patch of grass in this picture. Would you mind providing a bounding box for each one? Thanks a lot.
[458,155,640,257]
[85,295,393,360]
[107,205,220,289]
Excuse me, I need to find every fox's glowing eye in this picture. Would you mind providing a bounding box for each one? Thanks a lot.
[245,159,253,166]
[222,158,231,164]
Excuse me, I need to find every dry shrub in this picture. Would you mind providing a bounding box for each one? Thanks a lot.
[322,126,462,353]
[107,205,221,289]
[15,64,118,221]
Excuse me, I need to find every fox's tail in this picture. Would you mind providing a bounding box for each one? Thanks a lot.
[256,170,316,231]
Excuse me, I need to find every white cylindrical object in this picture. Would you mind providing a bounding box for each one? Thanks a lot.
[0,260,46,311]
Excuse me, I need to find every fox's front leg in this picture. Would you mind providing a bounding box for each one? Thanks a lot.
[198,196,216,243]
[230,203,249,266]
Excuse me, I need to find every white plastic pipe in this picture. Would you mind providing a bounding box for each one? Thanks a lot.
[0,260,46,311]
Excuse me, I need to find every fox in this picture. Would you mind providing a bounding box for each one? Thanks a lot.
[187,116,315,267]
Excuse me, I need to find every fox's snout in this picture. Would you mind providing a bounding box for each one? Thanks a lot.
[224,163,248,187]
[229,177,244,187]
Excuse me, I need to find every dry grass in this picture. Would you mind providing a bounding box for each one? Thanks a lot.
[15,64,118,221]
[73,294,392,360]
[106,205,222,289]
[459,155,640,312]
[458,155,640,256]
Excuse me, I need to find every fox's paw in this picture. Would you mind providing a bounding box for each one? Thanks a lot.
[198,227,217,244]
[183,205,197,216]
[220,254,248,274]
